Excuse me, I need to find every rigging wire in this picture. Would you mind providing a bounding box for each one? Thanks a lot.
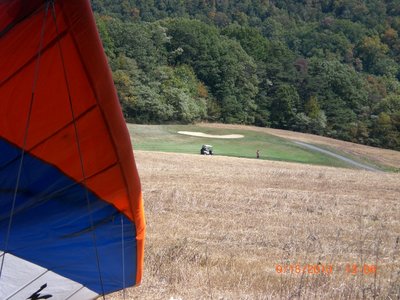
[0,1,50,279]
[49,2,106,298]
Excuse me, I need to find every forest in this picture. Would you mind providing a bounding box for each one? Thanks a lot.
[91,0,400,150]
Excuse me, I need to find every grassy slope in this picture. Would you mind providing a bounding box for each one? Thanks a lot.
[127,124,378,170]
[199,123,400,170]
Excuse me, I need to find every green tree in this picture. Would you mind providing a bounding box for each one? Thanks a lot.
[164,18,258,123]
[270,84,299,129]
[356,35,399,76]
[158,65,207,123]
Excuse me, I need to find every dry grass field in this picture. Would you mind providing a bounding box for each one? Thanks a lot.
[108,150,400,299]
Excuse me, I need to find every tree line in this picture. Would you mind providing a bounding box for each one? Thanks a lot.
[92,0,400,150]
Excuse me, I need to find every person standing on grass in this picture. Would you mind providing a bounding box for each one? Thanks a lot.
[256,149,260,159]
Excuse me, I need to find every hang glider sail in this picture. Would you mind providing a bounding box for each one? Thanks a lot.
[0,0,145,299]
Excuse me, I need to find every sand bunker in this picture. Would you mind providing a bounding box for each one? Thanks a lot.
[178,131,244,139]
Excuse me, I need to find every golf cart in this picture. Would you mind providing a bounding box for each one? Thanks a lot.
[200,144,213,155]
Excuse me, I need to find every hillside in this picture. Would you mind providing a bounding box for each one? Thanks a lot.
[107,150,400,299]
[92,0,400,151]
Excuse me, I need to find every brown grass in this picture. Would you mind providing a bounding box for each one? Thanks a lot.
[108,151,400,299]
[198,123,400,169]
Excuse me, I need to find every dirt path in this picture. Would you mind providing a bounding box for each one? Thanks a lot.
[294,141,381,172]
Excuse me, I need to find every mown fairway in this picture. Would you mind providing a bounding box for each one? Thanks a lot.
[126,124,386,170]
[108,151,400,299]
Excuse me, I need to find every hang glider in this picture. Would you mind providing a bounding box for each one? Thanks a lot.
[0,0,145,299]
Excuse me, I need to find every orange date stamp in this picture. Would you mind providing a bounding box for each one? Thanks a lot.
[275,263,377,275]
